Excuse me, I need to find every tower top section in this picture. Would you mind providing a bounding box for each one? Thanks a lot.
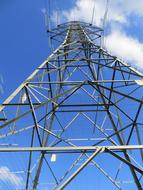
[48,21,103,47]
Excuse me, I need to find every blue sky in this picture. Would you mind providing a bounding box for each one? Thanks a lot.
[0,0,50,101]
[0,0,143,189]
[1,0,143,100]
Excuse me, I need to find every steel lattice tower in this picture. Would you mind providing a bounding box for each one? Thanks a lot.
[0,21,143,190]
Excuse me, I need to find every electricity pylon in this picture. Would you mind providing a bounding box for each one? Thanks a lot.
[0,21,143,190]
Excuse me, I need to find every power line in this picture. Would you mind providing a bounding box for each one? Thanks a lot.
[0,74,4,95]
[42,0,51,29]
[42,0,54,53]
[102,0,110,47]
[91,0,96,25]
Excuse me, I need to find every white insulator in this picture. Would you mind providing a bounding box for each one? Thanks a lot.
[21,93,27,103]
[51,154,56,162]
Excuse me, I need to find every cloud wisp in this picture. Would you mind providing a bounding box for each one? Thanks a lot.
[0,166,23,188]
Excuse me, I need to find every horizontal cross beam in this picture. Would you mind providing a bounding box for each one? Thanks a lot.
[0,145,142,153]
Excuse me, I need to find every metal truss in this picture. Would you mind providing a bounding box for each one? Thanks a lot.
[0,21,143,190]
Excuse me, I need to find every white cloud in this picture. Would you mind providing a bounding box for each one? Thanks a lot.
[51,0,143,69]
[58,0,143,26]
[51,0,143,29]
[57,0,108,26]
[117,0,143,17]
[105,29,143,68]
[0,166,23,188]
